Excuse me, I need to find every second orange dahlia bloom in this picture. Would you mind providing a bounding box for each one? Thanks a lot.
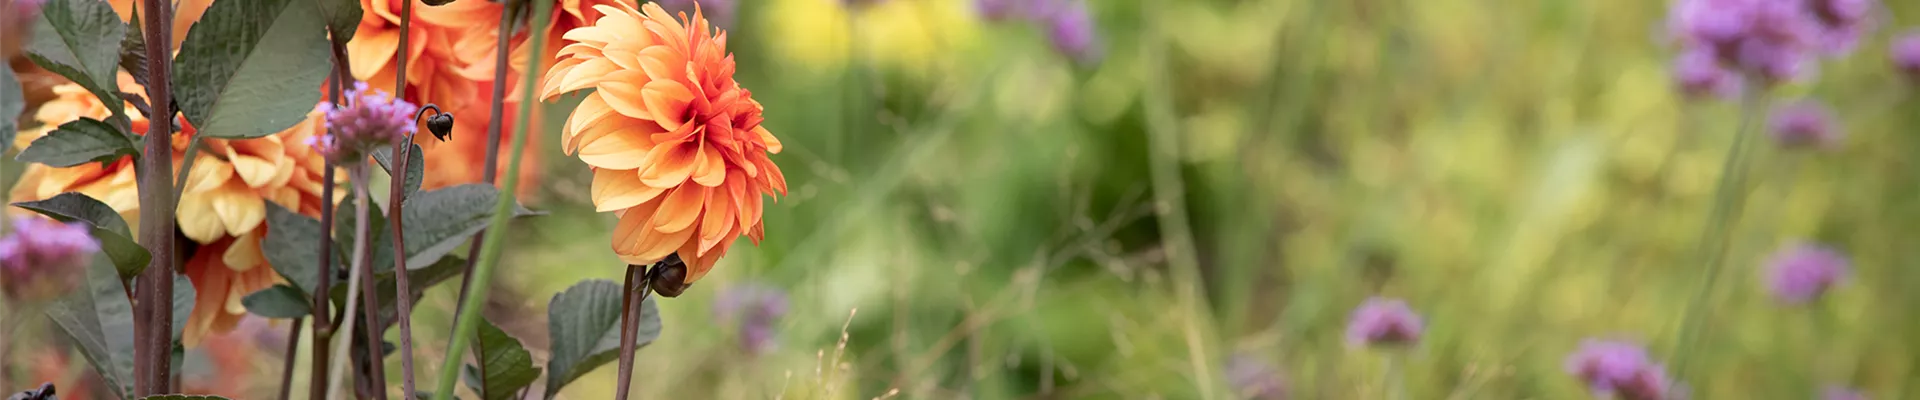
[542,3,786,285]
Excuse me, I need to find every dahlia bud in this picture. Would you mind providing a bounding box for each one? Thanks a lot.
[1768,101,1841,150]
[1892,31,1920,82]
[1344,297,1424,347]
[1763,242,1849,305]
[316,82,419,163]
[647,254,689,298]
[713,283,789,355]
[0,218,100,302]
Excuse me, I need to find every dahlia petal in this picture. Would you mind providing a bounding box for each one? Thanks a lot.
[602,40,651,73]
[691,143,725,187]
[222,231,265,271]
[229,151,278,189]
[592,168,667,212]
[616,206,694,263]
[755,126,782,153]
[182,247,231,347]
[185,157,235,193]
[547,57,619,100]
[578,125,657,170]
[266,186,302,215]
[350,28,401,81]
[652,185,706,233]
[210,184,266,237]
[638,142,698,187]
[697,188,734,256]
[564,94,619,153]
[755,156,788,196]
[178,189,227,243]
[640,80,695,131]
[267,157,298,189]
[637,45,689,85]
[598,71,661,121]
[727,174,759,230]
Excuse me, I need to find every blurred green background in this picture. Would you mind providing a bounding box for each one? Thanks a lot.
[11,0,1920,398]
[453,0,1920,398]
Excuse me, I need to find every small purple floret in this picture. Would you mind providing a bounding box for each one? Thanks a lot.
[1344,297,1423,347]
[1764,242,1849,304]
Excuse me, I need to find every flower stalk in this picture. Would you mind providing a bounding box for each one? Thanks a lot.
[311,37,354,400]
[133,0,178,394]
[430,0,552,397]
[386,103,445,399]
[325,164,380,400]
[1669,78,1764,385]
[616,263,657,400]
[454,4,521,396]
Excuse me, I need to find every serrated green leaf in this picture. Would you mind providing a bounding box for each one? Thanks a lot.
[17,118,138,168]
[544,280,661,398]
[46,259,135,399]
[372,143,424,198]
[315,0,363,42]
[172,0,329,138]
[13,192,152,279]
[339,184,539,272]
[120,5,149,89]
[1,64,23,151]
[25,0,126,118]
[244,284,312,318]
[140,395,234,400]
[464,318,540,400]
[262,202,341,294]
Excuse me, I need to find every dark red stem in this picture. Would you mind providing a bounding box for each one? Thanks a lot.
[133,0,176,395]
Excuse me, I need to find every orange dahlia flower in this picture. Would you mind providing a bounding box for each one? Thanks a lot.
[348,0,544,193]
[11,77,338,347]
[542,3,787,284]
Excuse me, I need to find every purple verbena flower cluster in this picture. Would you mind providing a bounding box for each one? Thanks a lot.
[975,0,1101,64]
[1892,31,1920,81]
[1565,340,1679,400]
[1224,354,1289,400]
[1768,100,1842,149]
[0,217,100,301]
[1344,297,1424,347]
[712,282,789,355]
[1666,0,1881,94]
[313,82,419,163]
[1764,242,1849,305]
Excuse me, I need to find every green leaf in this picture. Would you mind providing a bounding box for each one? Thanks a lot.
[25,0,126,118]
[328,256,465,324]
[172,273,196,345]
[1,64,22,151]
[544,280,661,398]
[262,202,342,294]
[46,259,135,399]
[16,118,139,168]
[140,395,234,400]
[371,143,425,198]
[464,318,540,400]
[120,5,149,89]
[172,0,330,138]
[13,192,151,279]
[243,284,311,318]
[340,184,539,272]
[315,0,363,42]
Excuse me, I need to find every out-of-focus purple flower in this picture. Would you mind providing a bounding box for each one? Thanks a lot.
[713,283,789,355]
[1041,1,1100,64]
[1767,101,1841,149]
[1224,355,1288,400]
[1565,340,1679,400]
[1764,242,1849,304]
[1344,297,1423,347]
[1667,0,1825,85]
[1823,386,1867,400]
[1675,49,1743,99]
[0,217,100,301]
[976,0,1024,21]
[655,0,736,30]
[317,82,418,163]
[1892,31,1920,81]
[1806,0,1877,55]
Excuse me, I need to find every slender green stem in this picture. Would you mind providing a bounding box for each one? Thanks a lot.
[172,135,203,200]
[430,0,551,397]
[454,5,524,397]
[1386,352,1406,400]
[1669,85,1764,387]
[1140,1,1217,396]
[326,165,376,400]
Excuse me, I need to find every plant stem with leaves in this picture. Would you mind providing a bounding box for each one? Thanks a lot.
[430,0,552,397]
[387,132,419,398]
[453,4,523,396]
[133,0,177,394]
[311,41,351,400]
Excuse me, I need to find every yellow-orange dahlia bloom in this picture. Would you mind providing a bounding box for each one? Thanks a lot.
[542,3,787,283]
[347,0,544,193]
[11,78,337,347]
